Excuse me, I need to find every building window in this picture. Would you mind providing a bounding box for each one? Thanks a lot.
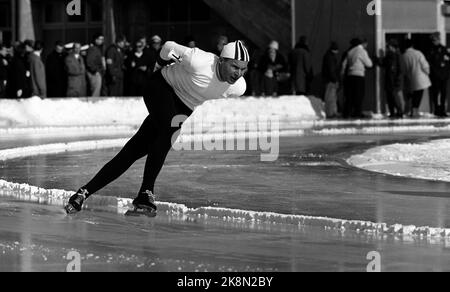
[148,0,210,23]
[190,0,210,21]
[44,0,101,24]
[89,0,103,22]
[149,1,169,22]
[0,0,11,44]
[44,1,64,23]
[0,2,11,27]
[67,0,87,22]
[169,0,189,22]
[42,0,103,48]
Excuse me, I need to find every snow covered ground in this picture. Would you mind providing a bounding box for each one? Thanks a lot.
[0,95,324,128]
[348,139,450,182]
[3,96,450,139]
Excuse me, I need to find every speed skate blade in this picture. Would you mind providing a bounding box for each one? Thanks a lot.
[125,208,157,218]
[64,204,79,215]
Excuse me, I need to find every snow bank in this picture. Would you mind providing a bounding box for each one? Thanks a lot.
[2,178,450,240]
[0,95,325,128]
[0,97,148,127]
[348,139,450,182]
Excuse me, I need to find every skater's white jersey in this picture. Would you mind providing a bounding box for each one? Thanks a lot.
[159,41,247,110]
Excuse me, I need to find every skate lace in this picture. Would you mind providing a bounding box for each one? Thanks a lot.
[75,189,89,204]
[143,190,156,203]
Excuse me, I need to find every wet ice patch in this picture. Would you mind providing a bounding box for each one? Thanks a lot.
[0,125,136,138]
[348,139,450,182]
[2,135,450,241]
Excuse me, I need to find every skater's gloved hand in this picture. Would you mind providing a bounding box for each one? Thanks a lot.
[167,49,182,63]
[156,54,175,68]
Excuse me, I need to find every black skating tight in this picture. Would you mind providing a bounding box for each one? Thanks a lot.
[83,70,193,196]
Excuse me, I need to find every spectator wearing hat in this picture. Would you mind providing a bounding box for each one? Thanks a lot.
[105,35,126,97]
[125,40,153,97]
[150,35,162,51]
[0,43,8,99]
[427,32,450,117]
[214,35,228,56]
[86,33,105,97]
[321,42,340,118]
[23,39,35,56]
[290,36,314,96]
[80,45,89,59]
[46,41,67,98]
[29,40,47,97]
[65,43,87,97]
[149,35,163,71]
[258,40,287,97]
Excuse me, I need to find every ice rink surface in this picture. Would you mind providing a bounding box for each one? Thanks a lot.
[1,132,450,271]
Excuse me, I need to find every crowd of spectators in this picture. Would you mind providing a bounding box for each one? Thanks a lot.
[0,33,163,99]
[1,32,449,120]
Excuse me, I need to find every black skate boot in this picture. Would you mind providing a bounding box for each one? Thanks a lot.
[64,188,89,214]
[126,190,158,217]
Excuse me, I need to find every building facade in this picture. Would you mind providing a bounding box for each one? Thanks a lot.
[0,0,250,54]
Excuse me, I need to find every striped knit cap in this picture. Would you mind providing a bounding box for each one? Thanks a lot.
[220,40,250,62]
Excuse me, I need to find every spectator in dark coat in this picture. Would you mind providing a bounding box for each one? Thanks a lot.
[125,40,152,97]
[86,33,105,97]
[46,41,67,98]
[149,35,162,71]
[290,36,313,95]
[7,43,31,99]
[427,32,450,117]
[29,41,47,97]
[381,39,404,118]
[105,35,126,97]
[259,41,287,97]
[322,42,340,118]
[0,44,8,99]
[214,35,228,57]
[184,35,197,48]
[249,47,263,96]
[65,43,87,97]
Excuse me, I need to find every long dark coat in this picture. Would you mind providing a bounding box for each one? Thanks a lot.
[65,53,87,97]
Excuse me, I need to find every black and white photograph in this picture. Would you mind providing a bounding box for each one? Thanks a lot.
[1,0,450,275]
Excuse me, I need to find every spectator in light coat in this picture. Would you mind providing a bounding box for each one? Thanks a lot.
[65,43,87,97]
[401,39,431,118]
